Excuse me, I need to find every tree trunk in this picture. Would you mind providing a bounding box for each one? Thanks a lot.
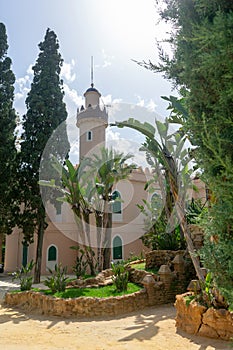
[34,217,45,283]
[103,211,112,270]
[176,200,205,282]
[95,213,103,272]
[0,232,3,264]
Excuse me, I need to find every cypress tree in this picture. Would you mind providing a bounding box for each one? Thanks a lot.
[0,23,17,264]
[19,28,69,282]
[147,0,233,306]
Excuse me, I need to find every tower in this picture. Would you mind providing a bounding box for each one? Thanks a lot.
[76,83,108,161]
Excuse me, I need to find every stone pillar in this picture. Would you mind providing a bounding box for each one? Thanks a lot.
[142,274,157,306]
[158,265,173,289]
[172,254,185,274]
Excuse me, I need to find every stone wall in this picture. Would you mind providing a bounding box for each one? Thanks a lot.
[175,293,233,341]
[5,289,148,318]
[145,250,185,270]
[4,256,191,318]
[189,224,204,250]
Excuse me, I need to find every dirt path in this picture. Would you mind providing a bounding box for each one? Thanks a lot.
[0,303,230,350]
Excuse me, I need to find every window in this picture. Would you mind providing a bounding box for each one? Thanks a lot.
[151,193,163,211]
[86,130,92,141]
[113,236,123,260]
[56,204,62,215]
[46,245,58,272]
[48,245,57,261]
[112,190,121,214]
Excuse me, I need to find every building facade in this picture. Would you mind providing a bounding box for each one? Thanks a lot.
[4,83,207,274]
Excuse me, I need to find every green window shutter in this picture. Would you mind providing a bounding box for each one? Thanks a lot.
[48,245,57,261]
[113,236,122,259]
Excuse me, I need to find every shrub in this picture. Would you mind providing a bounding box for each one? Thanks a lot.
[70,246,88,278]
[12,260,35,291]
[111,262,129,292]
[70,245,97,278]
[44,263,68,293]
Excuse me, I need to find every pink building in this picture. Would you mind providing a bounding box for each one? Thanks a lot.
[4,83,207,274]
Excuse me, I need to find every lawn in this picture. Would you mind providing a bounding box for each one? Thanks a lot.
[42,282,142,298]
[130,262,159,274]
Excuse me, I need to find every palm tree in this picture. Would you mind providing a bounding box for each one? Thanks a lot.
[89,147,136,270]
[39,157,97,275]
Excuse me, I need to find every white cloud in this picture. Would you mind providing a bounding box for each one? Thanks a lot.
[61,60,76,82]
[95,49,115,69]
[146,99,157,112]
[106,128,121,142]
[135,95,145,108]
[26,64,33,75]
[101,49,114,68]
[101,94,122,122]
[15,73,32,102]
[63,83,84,107]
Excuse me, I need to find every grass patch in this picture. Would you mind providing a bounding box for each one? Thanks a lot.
[10,287,41,293]
[42,282,142,299]
[130,262,159,274]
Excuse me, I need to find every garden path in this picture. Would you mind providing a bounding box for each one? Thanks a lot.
[0,301,230,350]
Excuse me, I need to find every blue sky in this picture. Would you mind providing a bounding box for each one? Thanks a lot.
[2,0,177,165]
[1,0,175,115]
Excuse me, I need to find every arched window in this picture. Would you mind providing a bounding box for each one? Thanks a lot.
[47,245,58,271]
[48,245,57,261]
[86,130,92,141]
[112,190,122,214]
[113,235,123,260]
[151,193,162,210]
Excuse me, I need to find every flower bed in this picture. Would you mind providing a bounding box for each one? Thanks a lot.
[5,257,192,318]
[5,288,148,318]
[175,293,233,340]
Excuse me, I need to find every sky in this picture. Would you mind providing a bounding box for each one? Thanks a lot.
[1,0,178,166]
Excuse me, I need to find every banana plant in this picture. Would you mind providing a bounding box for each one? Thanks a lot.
[113,118,204,282]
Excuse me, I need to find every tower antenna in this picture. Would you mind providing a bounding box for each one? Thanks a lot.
[91,56,94,87]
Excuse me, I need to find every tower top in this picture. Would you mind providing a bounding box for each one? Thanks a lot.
[91,56,94,88]
[83,55,101,97]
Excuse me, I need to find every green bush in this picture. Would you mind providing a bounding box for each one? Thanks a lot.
[44,263,68,293]
[111,262,129,292]
[12,260,35,291]
[70,245,97,278]
[70,246,88,278]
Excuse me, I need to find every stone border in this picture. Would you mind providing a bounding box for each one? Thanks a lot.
[5,288,148,317]
[5,255,191,318]
[175,293,233,340]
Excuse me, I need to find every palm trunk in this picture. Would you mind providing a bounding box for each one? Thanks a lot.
[83,211,96,275]
[166,150,203,280]
[95,212,103,272]
[103,211,112,270]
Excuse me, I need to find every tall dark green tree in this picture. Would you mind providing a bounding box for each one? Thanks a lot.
[19,28,69,283]
[0,23,18,264]
[144,0,233,305]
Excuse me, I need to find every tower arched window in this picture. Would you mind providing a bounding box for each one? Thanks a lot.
[113,235,123,260]
[86,130,92,141]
